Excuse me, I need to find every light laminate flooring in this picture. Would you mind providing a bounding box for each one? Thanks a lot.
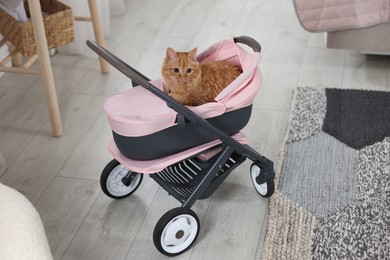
[1,0,389,259]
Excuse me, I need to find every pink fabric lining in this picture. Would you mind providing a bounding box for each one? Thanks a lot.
[104,37,262,137]
[107,132,249,174]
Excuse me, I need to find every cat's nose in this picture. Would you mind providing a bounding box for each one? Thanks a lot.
[179,77,187,82]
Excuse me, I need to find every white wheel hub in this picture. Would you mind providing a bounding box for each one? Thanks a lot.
[106,165,140,197]
[161,214,198,254]
[251,165,268,196]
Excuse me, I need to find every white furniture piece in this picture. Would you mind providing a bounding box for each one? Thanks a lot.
[0,182,53,260]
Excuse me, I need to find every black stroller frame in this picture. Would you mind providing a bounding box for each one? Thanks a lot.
[87,36,275,257]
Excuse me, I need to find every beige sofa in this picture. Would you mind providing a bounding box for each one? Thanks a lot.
[326,23,390,55]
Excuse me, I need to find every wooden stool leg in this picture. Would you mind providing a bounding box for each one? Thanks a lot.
[13,53,23,67]
[27,0,63,137]
[87,0,110,73]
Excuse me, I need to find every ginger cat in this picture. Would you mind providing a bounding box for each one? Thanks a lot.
[161,47,241,106]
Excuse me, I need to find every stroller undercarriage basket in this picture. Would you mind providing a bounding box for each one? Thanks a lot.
[87,36,275,257]
[151,146,246,204]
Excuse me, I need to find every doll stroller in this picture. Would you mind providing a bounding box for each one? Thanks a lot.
[87,36,275,257]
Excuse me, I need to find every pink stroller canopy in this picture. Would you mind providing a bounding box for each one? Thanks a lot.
[104,37,263,137]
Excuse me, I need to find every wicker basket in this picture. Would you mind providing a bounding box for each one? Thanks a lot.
[0,0,74,56]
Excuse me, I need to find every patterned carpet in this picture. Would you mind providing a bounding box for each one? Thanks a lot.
[262,87,390,259]
[0,152,5,177]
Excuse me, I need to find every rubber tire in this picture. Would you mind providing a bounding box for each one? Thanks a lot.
[250,163,275,198]
[153,207,200,256]
[100,159,143,199]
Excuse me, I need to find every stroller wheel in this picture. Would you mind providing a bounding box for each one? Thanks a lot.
[153,207,200,256]
[250,163,274,198]
[100,159,143,199]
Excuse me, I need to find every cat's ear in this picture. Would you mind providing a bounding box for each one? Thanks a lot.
[166,47,177,62]
[188,48,197,60]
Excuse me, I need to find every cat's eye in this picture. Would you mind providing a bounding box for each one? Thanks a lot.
[173,68,180,73]
[186,68,192,73]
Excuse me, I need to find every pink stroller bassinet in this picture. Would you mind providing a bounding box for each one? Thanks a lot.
[87,36,275,257]
[104,37,263,161]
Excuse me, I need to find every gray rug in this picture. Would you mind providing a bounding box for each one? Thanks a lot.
[262,87,390,259]
[0,152,5,177]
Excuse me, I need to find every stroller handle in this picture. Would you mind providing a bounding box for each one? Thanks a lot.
[234,36,261,53]
[86,40,152,88]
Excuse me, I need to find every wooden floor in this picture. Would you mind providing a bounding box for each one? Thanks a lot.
[1,0,389,259]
